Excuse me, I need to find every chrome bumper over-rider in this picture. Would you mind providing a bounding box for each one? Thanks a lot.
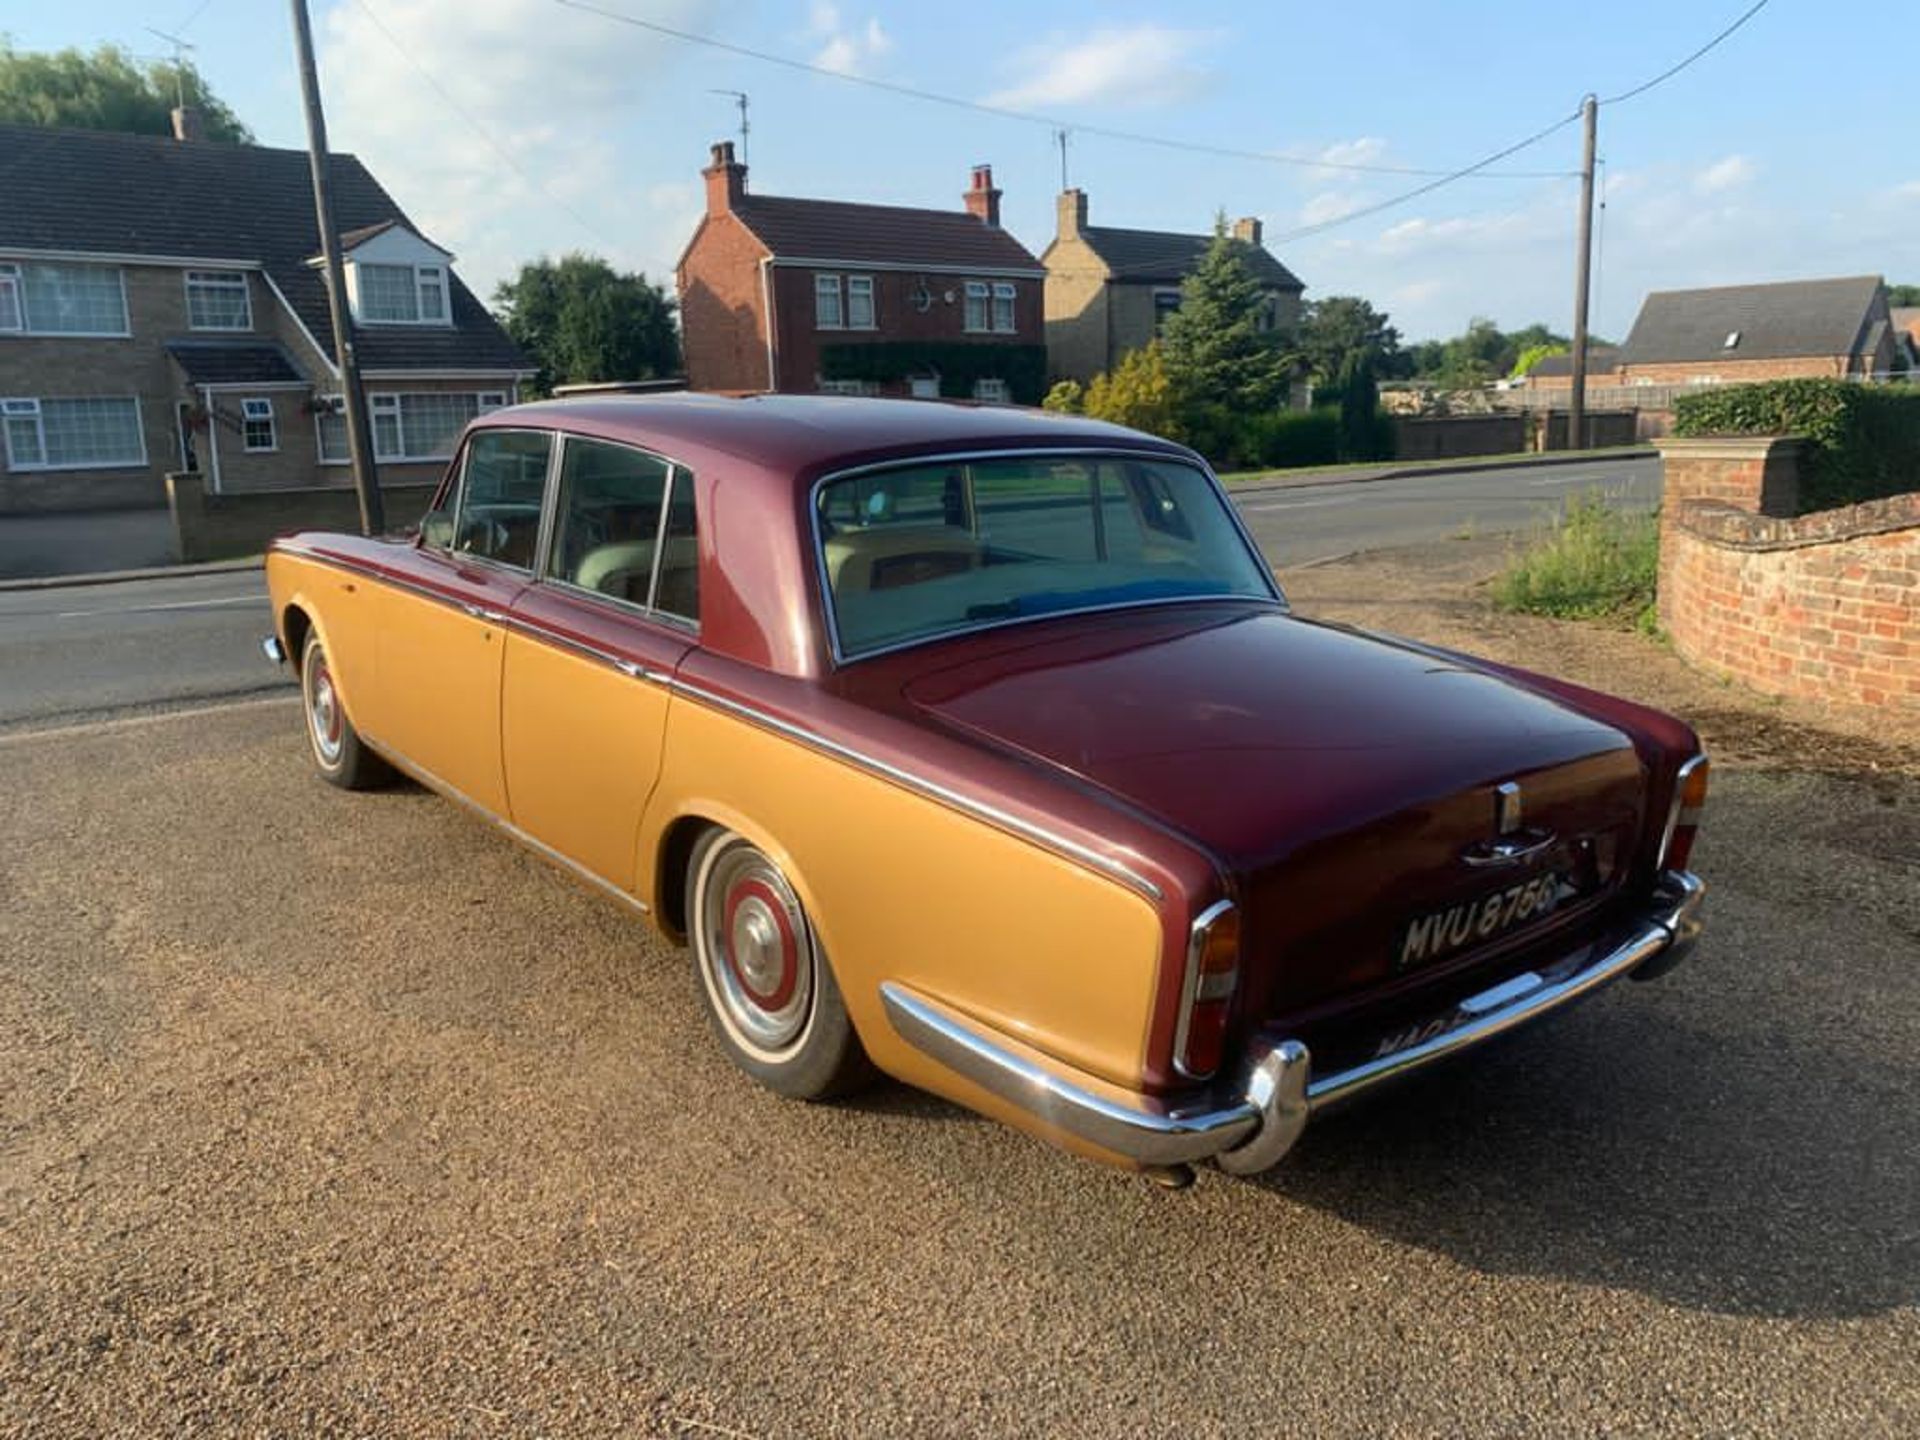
[881,870,1706,1176]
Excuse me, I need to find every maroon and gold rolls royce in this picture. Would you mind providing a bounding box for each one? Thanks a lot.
[263,395,1707,1183]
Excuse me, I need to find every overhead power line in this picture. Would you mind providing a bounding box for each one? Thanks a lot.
[551,0,1575,180]
[1600,0,1771,106]
[353,0,623,253]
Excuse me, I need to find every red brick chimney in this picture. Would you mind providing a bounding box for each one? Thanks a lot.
[703,140,746,216]
[963,164,1002,227]
[1232,215,1263,246]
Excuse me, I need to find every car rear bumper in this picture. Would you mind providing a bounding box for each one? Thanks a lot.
[880,870,1705,1175]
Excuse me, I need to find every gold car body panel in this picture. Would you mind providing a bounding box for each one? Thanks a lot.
[643,693,1165,1105]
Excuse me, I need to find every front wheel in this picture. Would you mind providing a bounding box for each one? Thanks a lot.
[299,630,391,791]
[688,829,870,1100]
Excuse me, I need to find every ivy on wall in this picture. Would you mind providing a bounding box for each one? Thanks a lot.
[818,342,1048,404]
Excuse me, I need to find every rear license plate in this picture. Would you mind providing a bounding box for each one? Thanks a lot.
[1398,873,1570,971]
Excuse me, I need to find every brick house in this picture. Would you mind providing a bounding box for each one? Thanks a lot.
[675,142,1046,403]
[1041,189,1305,384]
[1612,275,1898,386]
[0,119,530,514]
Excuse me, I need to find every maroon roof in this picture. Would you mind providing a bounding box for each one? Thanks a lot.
[475,393,1187,491]
[731,195,1043,274]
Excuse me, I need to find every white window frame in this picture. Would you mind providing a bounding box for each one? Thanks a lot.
[972,377,1010,404]
[963,281,990,333]
[0,260,131,338]
[845,274,875,330]
[990,282,1017,334]
[314,395,348,465]
[815,273,845,330]
[184,270,253,332]
[817,377,878,396]
[2,396,147,472]
[0,265,20,334]
[352,261,453,327]
[240,397,277,453]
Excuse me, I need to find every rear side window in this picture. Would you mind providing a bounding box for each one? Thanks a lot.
[547,436,672,605]
[437,429,552,570]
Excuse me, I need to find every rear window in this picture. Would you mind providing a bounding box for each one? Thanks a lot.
[816,454,1276,659]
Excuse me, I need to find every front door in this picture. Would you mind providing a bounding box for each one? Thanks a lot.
[502,434,699,890]
[176,402,199,472]
[373,427,554,816]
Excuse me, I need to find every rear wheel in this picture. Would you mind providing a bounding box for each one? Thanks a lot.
[688,829,870,1099]
[300,630,390,790]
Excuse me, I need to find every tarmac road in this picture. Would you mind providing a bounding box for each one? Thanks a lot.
[0,454,1659,729]
[0,700,1913,1436]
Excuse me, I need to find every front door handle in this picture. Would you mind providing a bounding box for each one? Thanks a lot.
[461,603,507,624]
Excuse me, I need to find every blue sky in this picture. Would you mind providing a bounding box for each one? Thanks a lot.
[9,1,1917,342]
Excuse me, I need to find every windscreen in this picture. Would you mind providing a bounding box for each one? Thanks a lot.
[816,453,1276,658]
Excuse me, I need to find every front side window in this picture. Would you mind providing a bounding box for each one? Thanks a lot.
[12,262,128,335]
[437,428,552,569]
[186,271,252,330]
[240,397,277,452]
[846,275,875,329]
[817,454,1274,658]
[546,435,672,606]
[2,396,145,471]
[991,282,1017,334]
[815,273,843,329]
[963,281,989,332]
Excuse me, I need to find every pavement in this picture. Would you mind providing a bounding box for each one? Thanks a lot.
[0,453,1661,730]
[0,701,1913,1435]
[0,507,175,581]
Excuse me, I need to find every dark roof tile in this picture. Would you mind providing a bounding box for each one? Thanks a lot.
[165,339,304,385]
[731,194,1042,272]
[0,124,526,374]
[1077,225,1303,290]
[1619,275,1885,365]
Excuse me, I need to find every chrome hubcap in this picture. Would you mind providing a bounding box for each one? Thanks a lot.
[699,842,812,1056]
[308,657,343,763]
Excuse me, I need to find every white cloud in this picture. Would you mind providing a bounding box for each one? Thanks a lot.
[1298,191,1365,226]
[1309,136,1387,169]
[809,3,891,77]
[1693,154,1756,194]
[983,26,1214,110]
[1891,180,1920,202]
[318,0,718,297]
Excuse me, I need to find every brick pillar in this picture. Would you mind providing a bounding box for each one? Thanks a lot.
[1654,435,1805,516]
[165,471,210,563]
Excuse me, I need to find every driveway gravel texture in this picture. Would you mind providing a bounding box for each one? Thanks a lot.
[1,542,1915,1437]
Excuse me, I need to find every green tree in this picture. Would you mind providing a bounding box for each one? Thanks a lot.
[1335,353,1382,461]
[0,42,252,141]
[1297,295,1403,386]
[1160,221,1295,414]
[492,254,680,395]
[1081,341,1179,439]
[1510,341,1568,379]
[1888,283,1920,306]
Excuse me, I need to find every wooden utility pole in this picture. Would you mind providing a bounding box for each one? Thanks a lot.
[289,0,383,535]
[1567,94,1598,454]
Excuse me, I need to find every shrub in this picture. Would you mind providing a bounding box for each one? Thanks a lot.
[1082,341,1181,440]
[1494,491,1659,628]
[1672,378,1920,512]
[1042,378,1085,413]
[1244,408,1342,469]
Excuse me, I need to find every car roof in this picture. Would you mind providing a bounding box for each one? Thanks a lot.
[468,392,1196,485]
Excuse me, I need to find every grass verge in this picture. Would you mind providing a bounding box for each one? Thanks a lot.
[1494,492,1660,633]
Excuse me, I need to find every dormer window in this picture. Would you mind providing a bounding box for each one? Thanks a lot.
[355,262,449,325]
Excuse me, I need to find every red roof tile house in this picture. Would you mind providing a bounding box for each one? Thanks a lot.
[675,143,1046,403]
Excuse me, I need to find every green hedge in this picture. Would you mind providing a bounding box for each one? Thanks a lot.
[819,342,1048,405]
[1671,379,1920,512]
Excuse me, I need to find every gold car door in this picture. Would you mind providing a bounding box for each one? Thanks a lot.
[501,436,698,891]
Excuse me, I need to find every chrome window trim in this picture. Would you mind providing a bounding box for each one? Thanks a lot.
[808,446,1287,668]
[538,431,701,632]
[1172,898,1236,1081]
[436,424,558,578]
[1657,753,1709,869]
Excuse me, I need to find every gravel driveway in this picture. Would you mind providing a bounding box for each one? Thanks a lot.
[1,696,1914,1438]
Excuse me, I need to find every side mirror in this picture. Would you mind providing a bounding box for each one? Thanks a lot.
[420,508,454,549]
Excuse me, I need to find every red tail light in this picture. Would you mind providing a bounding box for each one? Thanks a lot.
[1176,901,1240,1080]
[1659,755,1710,872]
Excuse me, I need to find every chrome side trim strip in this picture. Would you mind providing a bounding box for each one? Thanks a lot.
[884,872,1705,1174]
[362,733,651,917]
[668,675,1164,902]
[879,982,1261,1166]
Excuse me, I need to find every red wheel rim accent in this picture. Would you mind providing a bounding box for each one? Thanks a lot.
[723,876,798,1011]
[314,659,341,744]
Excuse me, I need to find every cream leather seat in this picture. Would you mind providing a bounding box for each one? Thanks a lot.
[824,524,979,594]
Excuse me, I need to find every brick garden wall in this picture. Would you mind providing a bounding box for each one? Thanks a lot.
[1658,437,1920,712]
[166,471,440,563]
